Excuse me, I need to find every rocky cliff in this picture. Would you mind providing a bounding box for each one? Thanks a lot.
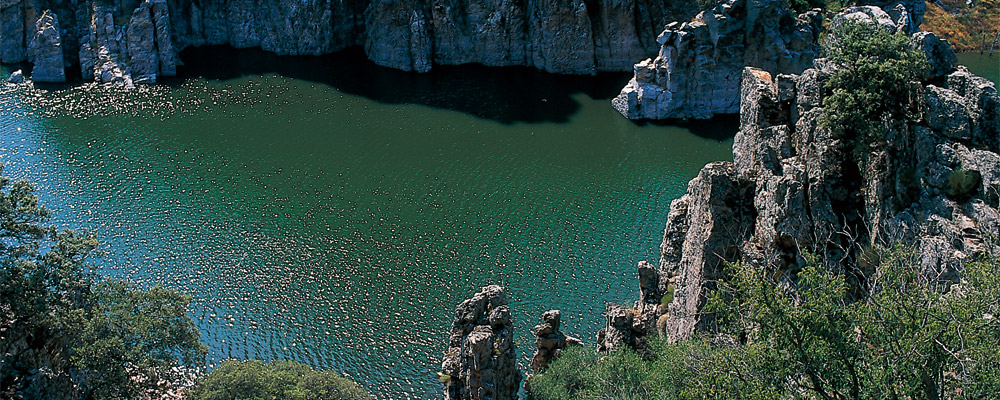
[441,285,521,400]
[0,0,699,83]
[636,5,1000,343]
[611,0,932,120]
[612,0,824,120]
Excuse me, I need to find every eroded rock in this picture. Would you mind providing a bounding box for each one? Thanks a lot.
[653,5,999,343]
[441,285,520,400]
[529,310,582,373]
[27,10,65,83]
[612,0,823,120]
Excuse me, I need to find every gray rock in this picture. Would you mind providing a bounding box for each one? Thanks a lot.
[651,5,999,343]
[442,285,520,400]
[612,0,822,120]
[596,303,637,353]
[911,31,956,79]
[0,0,26,63]
[128,1,159,83]
[7,69,23,83]
[2,0,703,83]
[27,10,65,83]
[529,310,582,373]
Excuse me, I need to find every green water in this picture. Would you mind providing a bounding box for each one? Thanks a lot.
[2,47,995,399]
[0,49,733,398]
[956,52,999,86]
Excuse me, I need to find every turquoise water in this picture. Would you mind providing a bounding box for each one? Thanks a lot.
[956,52,999,86]
[0,49,733,398]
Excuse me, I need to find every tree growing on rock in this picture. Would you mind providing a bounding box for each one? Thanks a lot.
[820,18,929,152]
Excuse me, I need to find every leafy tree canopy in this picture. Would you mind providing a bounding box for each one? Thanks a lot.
[190,360,370,400]
[0,165,207,400]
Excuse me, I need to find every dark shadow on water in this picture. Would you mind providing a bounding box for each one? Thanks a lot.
[634,114,739,142]
[175,46,633,125]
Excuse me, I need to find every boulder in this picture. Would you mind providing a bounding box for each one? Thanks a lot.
[8,69,23,83]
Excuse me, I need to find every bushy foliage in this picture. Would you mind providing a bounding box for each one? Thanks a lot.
[0,166,207,399]
[820,20,928,152]
[190,360,370,400]
[529,247,1000,399]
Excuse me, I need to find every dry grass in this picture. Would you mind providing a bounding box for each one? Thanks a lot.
[922,0,1000,52]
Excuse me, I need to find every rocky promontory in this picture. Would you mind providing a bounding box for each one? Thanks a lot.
[441,285,521,400]
[642,5,1000,342]
[611,0,931,120]
[611,0,824,120]
[0,0,702,83]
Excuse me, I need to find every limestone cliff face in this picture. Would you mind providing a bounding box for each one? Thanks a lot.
[646,5,1000,343]
[0,0,699,83]
[612,0,823,120]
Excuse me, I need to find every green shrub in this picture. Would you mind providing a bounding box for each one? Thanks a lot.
[947,167,982,199]
[529,247,1000,399]
[190,360,370,400]
[820,20,929,153]
[0,166,206,400]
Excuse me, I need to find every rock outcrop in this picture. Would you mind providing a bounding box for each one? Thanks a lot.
[7,69,23,83]
[441,285,521,400]
[612,0,824,120]
[595,261,671,353]
[529,310,582,373]
[643,5,1000,342]
[26,10,65,82]
[0,0,702,84]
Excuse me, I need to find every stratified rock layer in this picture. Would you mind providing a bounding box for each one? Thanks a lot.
[441,285,521,400]
[612,0,823,120]
[650,5,1000,342]
[1,0,702,84]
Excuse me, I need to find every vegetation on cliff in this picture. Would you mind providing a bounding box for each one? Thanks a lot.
[922,0,1000,52]
[529,247,1000,399]
[820,19,929,150]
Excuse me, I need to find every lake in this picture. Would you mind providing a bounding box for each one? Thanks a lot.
[0,48,733,399]
[3,47,993,399]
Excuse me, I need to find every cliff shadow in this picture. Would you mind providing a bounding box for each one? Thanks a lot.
[176,46,632,125]
[633,114,739,141]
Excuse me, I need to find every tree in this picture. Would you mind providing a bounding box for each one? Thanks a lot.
[0,165,207,400]
[189,360,370,400]
[820,19,929,152]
